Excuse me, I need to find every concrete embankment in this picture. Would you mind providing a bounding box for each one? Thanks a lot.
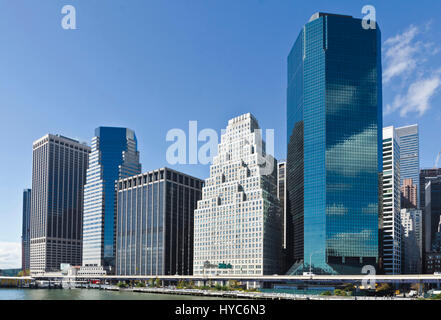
[96,286,412,300]
[102,286,418,300]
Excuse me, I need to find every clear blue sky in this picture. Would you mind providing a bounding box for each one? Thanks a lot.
[1,1,441,265]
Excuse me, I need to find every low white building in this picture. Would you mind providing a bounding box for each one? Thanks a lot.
[77,266,107,277]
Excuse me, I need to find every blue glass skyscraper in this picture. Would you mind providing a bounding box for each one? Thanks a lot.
[396,125,420,207]
[287,12,382,274]
[82,127,141,274]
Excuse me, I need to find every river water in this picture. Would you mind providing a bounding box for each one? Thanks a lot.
[0,288,227,300]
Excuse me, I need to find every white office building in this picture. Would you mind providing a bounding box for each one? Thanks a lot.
[193,113,282,276]
[382,126,402,274]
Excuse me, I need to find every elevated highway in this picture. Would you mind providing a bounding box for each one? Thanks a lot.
[24,273,441,285]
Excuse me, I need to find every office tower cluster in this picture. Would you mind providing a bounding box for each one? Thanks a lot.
[26,128,205,277]
[21,11,439,277]
[378,125,424,275]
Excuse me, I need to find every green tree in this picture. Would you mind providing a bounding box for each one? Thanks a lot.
[116,281,128,288]
[334,289,347,296]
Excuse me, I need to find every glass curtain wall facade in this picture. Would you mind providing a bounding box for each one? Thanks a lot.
[82,127,141,274]
[22,189,31,272]
[396,125,420,207]
[30,134,90,273]
[115,168,203,276]
[287,12,382,274]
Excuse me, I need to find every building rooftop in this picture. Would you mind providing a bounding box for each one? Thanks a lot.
[308,12,353,22]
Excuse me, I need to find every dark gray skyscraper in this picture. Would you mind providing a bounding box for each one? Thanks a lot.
[420,168,441,271]
[115,168,203,276]
[424,177,441,252]
[22,189,31,272]
[30,134,90,273]
[286,12,382,275]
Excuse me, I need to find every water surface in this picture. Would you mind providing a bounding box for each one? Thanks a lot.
[0,288,229,300]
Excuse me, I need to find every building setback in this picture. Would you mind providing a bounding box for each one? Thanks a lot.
[30,134,90,273]
[193,113,282,276]
[116,168,203,276]
[82,127,141,275]
[286,12,382,274]
[22,189,31,272]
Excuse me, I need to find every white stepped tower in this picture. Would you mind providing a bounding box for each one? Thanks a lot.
[193,113,282,276]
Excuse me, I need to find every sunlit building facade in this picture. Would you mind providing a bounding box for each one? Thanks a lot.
[193,113,282,276]
[401,178,418,209]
